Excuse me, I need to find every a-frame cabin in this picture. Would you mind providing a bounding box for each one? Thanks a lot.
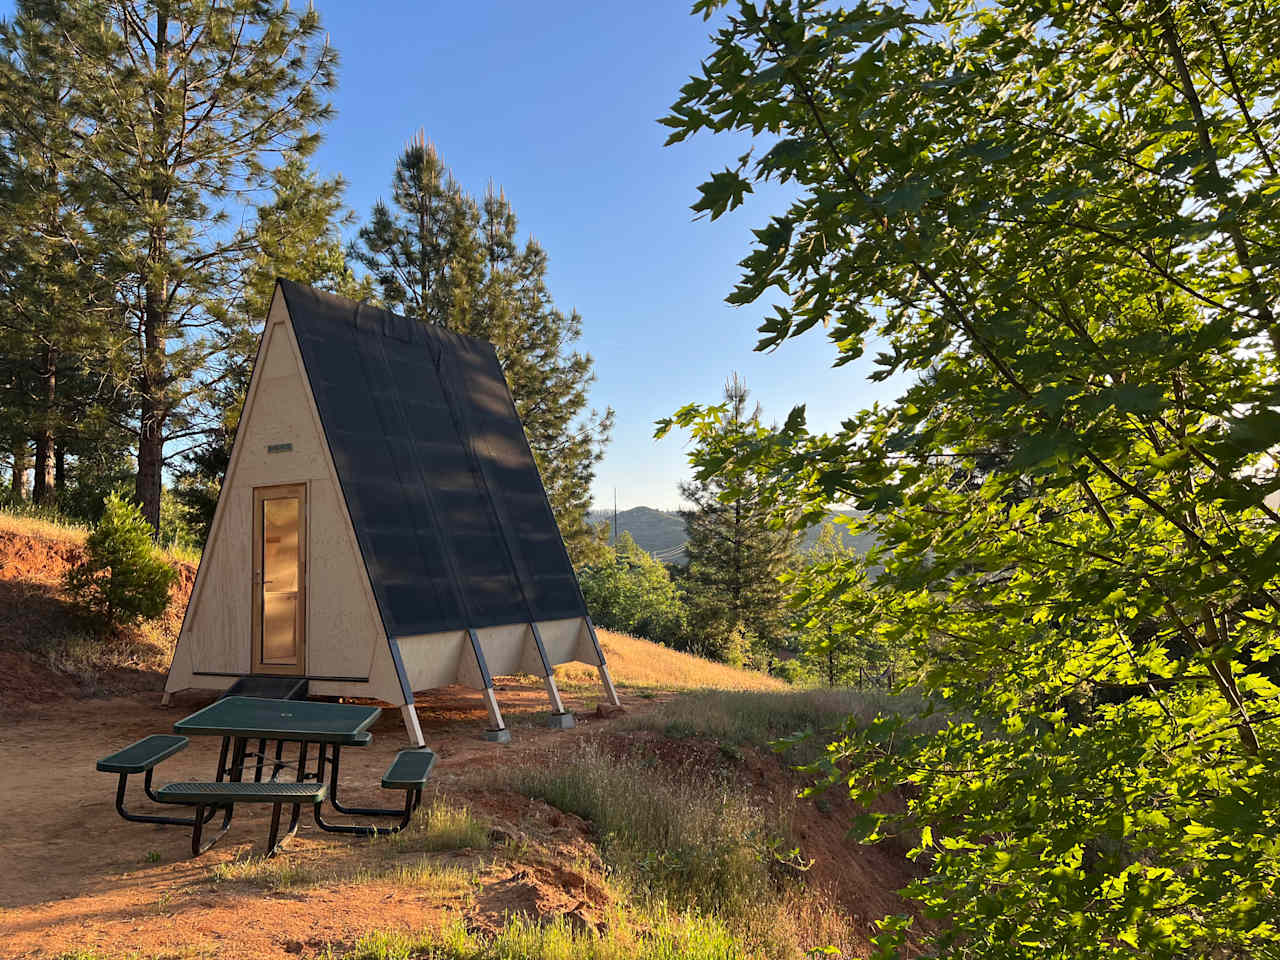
[163,279,619,745]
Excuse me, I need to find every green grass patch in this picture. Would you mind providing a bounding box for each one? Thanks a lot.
[327,912,745,960]
[208,797,487,892]
[53,949,214,960]
[378,795,491,854]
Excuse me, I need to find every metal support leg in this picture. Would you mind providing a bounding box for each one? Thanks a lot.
[190,804,233,857]
[528,622,573,728]
[584,618,621,707]
[265,802,301,857]
[400,703,426,747]
[271,739,286,780]
[481,687,511,742]
[229,737,247,782]
[254,738,266,782]
[597,663,621,707]
[543,673,567,716]
[314,787,418,836]
[325,745,421,817]
[468,628,510,742]
[215,737,230,781]
[267,802,282,852]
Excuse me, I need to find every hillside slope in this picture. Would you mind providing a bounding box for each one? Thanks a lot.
[0,514,781,705]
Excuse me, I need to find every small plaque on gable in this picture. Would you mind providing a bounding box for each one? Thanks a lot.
[267,442,293,454]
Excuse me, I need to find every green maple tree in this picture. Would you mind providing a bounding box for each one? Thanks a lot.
[661,0,1280,956]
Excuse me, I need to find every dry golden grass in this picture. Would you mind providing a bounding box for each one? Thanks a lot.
[0,508,88,544]
[555,628,789,693]
[0,505,200,565]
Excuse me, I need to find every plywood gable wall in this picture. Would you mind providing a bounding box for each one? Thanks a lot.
[166,288,391,696]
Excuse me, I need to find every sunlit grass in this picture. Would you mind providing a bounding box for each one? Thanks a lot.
[209,850,477,897]
[327,912,747,960]
[53,947,215,960]
[554,629,789,693]
[506,744,800,924]
[209,797,489,893]
[621,685,933,754]
[378,795,491,854]
[0,505,199,566]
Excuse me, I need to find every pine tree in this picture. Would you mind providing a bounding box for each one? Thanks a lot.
[44,0,338,531]
[174,155,372,537]
[352,139,612,563]
[0,0,115,507]
[679,374,795,663]
[351,133,476,326]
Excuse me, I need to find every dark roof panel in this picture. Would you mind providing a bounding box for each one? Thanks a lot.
[277,279,586,637]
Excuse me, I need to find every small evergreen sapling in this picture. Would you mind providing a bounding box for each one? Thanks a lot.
[65,493,177,628]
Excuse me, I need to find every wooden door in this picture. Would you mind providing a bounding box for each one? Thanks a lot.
[252,484,306,675]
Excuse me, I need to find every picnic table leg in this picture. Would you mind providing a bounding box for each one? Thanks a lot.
[271,739,286,780]
[264,798,304,857]
[215,737,230,782]
[323,745,418,819]
[190,803,233,856]
[229,738,248,782]
[254,738,266,782]
[313,783,416,836]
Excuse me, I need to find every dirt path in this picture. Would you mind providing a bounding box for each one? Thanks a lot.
[0,681,644,958]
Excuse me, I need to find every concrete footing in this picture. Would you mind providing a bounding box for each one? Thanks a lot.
[483,727,512,744]
[547,712,576,730]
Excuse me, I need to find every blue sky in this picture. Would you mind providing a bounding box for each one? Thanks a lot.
[307,0,907,509]
[0,0,907,507]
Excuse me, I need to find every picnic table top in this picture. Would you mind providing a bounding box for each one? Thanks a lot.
[173,696,381,745]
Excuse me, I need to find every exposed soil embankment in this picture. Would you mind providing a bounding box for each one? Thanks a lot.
[0,522,196,710]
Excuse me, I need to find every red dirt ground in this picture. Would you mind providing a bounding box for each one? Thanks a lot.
[0,684,928,959]
[0,525,927,958]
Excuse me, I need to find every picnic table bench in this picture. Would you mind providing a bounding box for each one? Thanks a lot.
[155,780,327,855]
[97,697,438,857]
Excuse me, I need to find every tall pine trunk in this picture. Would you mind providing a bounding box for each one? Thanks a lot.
[133,3,169,534]
[135,285,165,532]
[54,440,65,493]
[32,343,57,505]
[10,440,29,501]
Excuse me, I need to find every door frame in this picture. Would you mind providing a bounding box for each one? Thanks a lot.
[251,482,308,676]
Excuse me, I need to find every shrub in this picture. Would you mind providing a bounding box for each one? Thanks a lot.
[64,492,177,628]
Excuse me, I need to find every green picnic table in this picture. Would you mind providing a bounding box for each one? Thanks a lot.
[98,696,436,857]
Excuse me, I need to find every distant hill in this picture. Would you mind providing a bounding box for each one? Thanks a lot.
[588,506,876,562]
[589,506,687,561]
